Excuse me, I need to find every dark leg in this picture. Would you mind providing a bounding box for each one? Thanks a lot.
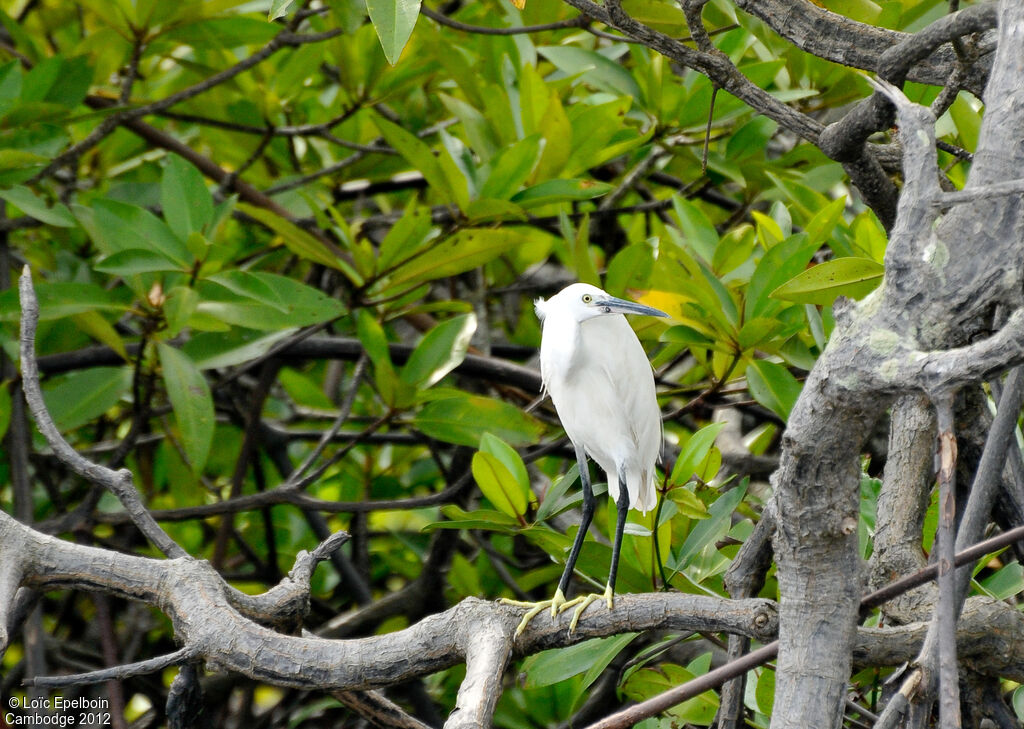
[607,473,630,595]
[562,468,630,632]
[557,443,594,597]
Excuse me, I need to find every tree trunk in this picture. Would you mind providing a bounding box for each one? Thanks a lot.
[770,2,1024,725]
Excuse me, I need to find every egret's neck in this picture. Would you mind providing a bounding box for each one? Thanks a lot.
[539,310,583,388]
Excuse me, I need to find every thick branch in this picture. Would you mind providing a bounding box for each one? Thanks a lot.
[732,0,993,94]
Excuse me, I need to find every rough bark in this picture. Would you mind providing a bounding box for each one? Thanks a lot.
[769,2,1024,726]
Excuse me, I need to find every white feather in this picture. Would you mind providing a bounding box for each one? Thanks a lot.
[538,284,662,513]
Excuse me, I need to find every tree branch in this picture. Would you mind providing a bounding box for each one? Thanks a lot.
[18,267,186,560]
[731,0,993,95]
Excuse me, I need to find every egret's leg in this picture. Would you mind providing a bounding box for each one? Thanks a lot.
[555,444,596,605]
[502,445,594,637]
[606,485,631,605]
[566,484,629,632]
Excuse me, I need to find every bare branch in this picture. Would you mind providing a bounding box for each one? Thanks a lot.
[17,267,187,560]
[933,397,961,725]
[332,690,433,729]
[24,647,196,689]
[732,0,993,94]
[866,308,1024,396]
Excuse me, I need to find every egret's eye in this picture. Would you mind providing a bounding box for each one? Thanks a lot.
[582,294,593,304]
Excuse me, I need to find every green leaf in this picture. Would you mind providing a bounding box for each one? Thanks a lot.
[521,633,638,689]
[415,395,544,447]
[479,433,530,499]
[439,93,498,160]
[538,46,642,101]
[0,12,38,64]
[673,481,747,570]
[90,198,192,267]
[621,661,719,723]
[737,316,787,351]
[606,243,654,296]
[804,196,847,247]
[196,273,345,330]
[43,367,131,431]
[22,55,92,108]
[94,249,187,276]
[356,309,394,377]
[949,93,981,152]
[697,261,739,327]
[207,270,290,312]
[534,464,581,523]
[0,149,46,184]
[510,179,613,208]
[400,313,476,388]
[374,116,456,200]
[183,329,297,370]
[161,17,279,48]
[478,135,542,201]
[367,0,421,65]
[158,343,214,474]
[1012,685,1024,723]
[269,0,295,20]
[163,285,199,337]
[0,185,75,226]
[161,155,214,242]
[534,90,571,181]
[72,310,128,361]
[567,212,601,286]
[770,257,884,306]
[237,203,358,280]
[0,282,127,322]
[377,202,433,272]
[670,422,726,485]
[356,308,403,406]
[383,228,522,291]
[672,198,719,264]
[668,486,708,519]
[473,451,527,519]
[423,505,521,532]
[661,324,719,352]
[754,667,776,715]
[747,359,802,420]
[745,233,820,320]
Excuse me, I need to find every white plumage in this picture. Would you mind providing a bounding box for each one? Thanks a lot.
[536,285,661,512]
[502,282,666,636]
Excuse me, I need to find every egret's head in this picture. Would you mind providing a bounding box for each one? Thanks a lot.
[535,283,668,323]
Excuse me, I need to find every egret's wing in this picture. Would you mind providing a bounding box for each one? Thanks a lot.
[575,316,662,511]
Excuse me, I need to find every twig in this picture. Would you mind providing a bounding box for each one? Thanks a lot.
[31,27,344,182]
[17,267,187,559]
[288,355,369,486]
[333,690,433,729]
[24,647,196,688]
[702,86,718,173]
[933,397,961,727]
[935,178,1024,208]
[876,366,1024,726]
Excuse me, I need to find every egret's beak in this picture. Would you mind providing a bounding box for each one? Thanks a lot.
[597,296,669,318]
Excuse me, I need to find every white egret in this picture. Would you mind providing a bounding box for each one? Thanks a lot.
[506,282,667,636]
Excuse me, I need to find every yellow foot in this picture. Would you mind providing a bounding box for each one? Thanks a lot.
[564,584,615,633]
[500,587,571,637]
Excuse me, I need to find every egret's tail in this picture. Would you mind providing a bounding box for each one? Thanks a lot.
[612,469,657,514]
[632,470,658,514]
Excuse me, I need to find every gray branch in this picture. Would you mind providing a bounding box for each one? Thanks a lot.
[732,0,993,95]
[17,267,187,560]
[0,502,776,728]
